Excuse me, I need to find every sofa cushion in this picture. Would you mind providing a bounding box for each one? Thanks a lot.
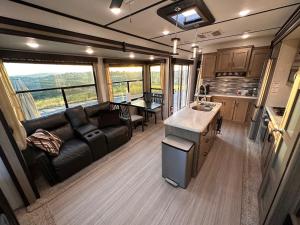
[85,102,111,118]
[101,125,129,151]
[51,139,93,181]
[98,110,121,128]
[51,124,75,142]
[65,106,88,128]
[23,112,69,136]
[26,129,63,156]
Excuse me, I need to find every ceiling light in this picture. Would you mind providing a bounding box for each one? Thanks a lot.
[111,8,121,14]
[162,30,170,35]
[242,32,250,39]
[129,52,135,59]
[86,47,94,54]
[239,10,250,17]
[26,41,39,49]
[182,8,197,17]
[150,56,154,60]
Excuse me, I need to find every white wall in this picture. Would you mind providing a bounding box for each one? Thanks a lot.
[201,36,273,53]
[266,39,300,107]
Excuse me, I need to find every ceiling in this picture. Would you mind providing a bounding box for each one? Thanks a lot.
[0,0,299,58]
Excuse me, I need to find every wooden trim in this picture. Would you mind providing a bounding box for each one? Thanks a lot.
[103,58,166,65]
[5,1,191,53]
[0,17,173,56]
[0,145,29,206]
[0,188,20,225]
[0,49,98,64]
[217,45,254,51]
[171,58,194,65]
[272,6,300,47]
[0,110,40,206]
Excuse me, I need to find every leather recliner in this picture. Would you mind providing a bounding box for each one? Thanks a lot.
[22,112,93,184]
[84,102,131,152]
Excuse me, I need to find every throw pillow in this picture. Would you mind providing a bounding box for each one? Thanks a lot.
[26,129,63,156]
[98,110,121,128]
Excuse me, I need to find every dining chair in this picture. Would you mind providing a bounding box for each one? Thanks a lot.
[121,104,144,132]
[146,93,164,124]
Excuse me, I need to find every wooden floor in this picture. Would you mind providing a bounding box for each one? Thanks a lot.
[46,121,247,225]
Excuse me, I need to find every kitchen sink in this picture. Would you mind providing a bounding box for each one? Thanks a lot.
[192,104,213,112]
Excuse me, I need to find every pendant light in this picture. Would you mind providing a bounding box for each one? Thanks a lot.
[191,45,199,59]
[171,7,181,55]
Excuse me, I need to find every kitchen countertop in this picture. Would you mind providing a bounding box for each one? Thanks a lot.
[164,101,222,133]
[195,93,258,100]
[265,106,283,129]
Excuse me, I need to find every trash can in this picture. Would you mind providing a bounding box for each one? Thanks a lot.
[162,135,194,189]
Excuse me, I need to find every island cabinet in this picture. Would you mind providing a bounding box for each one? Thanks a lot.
[216,46,252,72]
[201,53,217,78]
[212,96,254,123]
[247,47,270,78]
[212,97,235,120]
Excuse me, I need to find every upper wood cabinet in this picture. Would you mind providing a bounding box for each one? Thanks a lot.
[201,53,217,78]
[216,46,253,72]
[216,50,232,72]
[247,47,270,78]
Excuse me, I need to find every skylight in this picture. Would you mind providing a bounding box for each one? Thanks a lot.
[171,8,202,26]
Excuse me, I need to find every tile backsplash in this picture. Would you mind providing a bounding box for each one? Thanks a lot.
[204,77,260,96]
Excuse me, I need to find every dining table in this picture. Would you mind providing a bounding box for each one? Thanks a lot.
[113,99,162,122]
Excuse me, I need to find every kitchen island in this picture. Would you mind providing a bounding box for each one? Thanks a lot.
[164,101,222,176]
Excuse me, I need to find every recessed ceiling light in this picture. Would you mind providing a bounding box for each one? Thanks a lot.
[86,47,94,54]
[26,41,39,48]
[239,10,250,17]
[111,8,121,15]
[129,53,135,59]
[242,32,250,39]
[162,30,170,35]
[150,56,154,60]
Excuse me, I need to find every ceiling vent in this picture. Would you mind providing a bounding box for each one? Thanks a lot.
[157,0,215,30]
[197,30,222,39]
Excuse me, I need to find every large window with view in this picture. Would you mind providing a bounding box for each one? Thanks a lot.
[4,63,97,120]
[150,65,162,94]
[108,66,143,102]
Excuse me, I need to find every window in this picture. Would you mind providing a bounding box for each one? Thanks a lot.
[108,66,143,102]
[4,63,97,119]
[150,65,162,94]
[173,64,190,112]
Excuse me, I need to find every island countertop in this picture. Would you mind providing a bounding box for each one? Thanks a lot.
[164,101,222,133]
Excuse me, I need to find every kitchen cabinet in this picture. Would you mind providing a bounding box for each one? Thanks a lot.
[216,50,232,72]
[216,46,252,72]
[232,100,249,122]
[231,47,252,71]
[212,96,254,123]
[202,53,217,78]
[247,47,270,78]
[212,97,235,120]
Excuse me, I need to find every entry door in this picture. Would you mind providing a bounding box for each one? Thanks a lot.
[173,64,189,113]
[259,71,300,225]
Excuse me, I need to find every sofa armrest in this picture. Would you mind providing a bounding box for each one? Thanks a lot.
[74,124,98,137]
[35,151,58,186]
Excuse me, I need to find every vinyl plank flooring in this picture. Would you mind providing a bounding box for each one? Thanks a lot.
[44,121,249,225]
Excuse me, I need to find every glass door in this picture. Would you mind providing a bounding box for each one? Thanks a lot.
[259,71,300,224]
[173,64,189,113]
